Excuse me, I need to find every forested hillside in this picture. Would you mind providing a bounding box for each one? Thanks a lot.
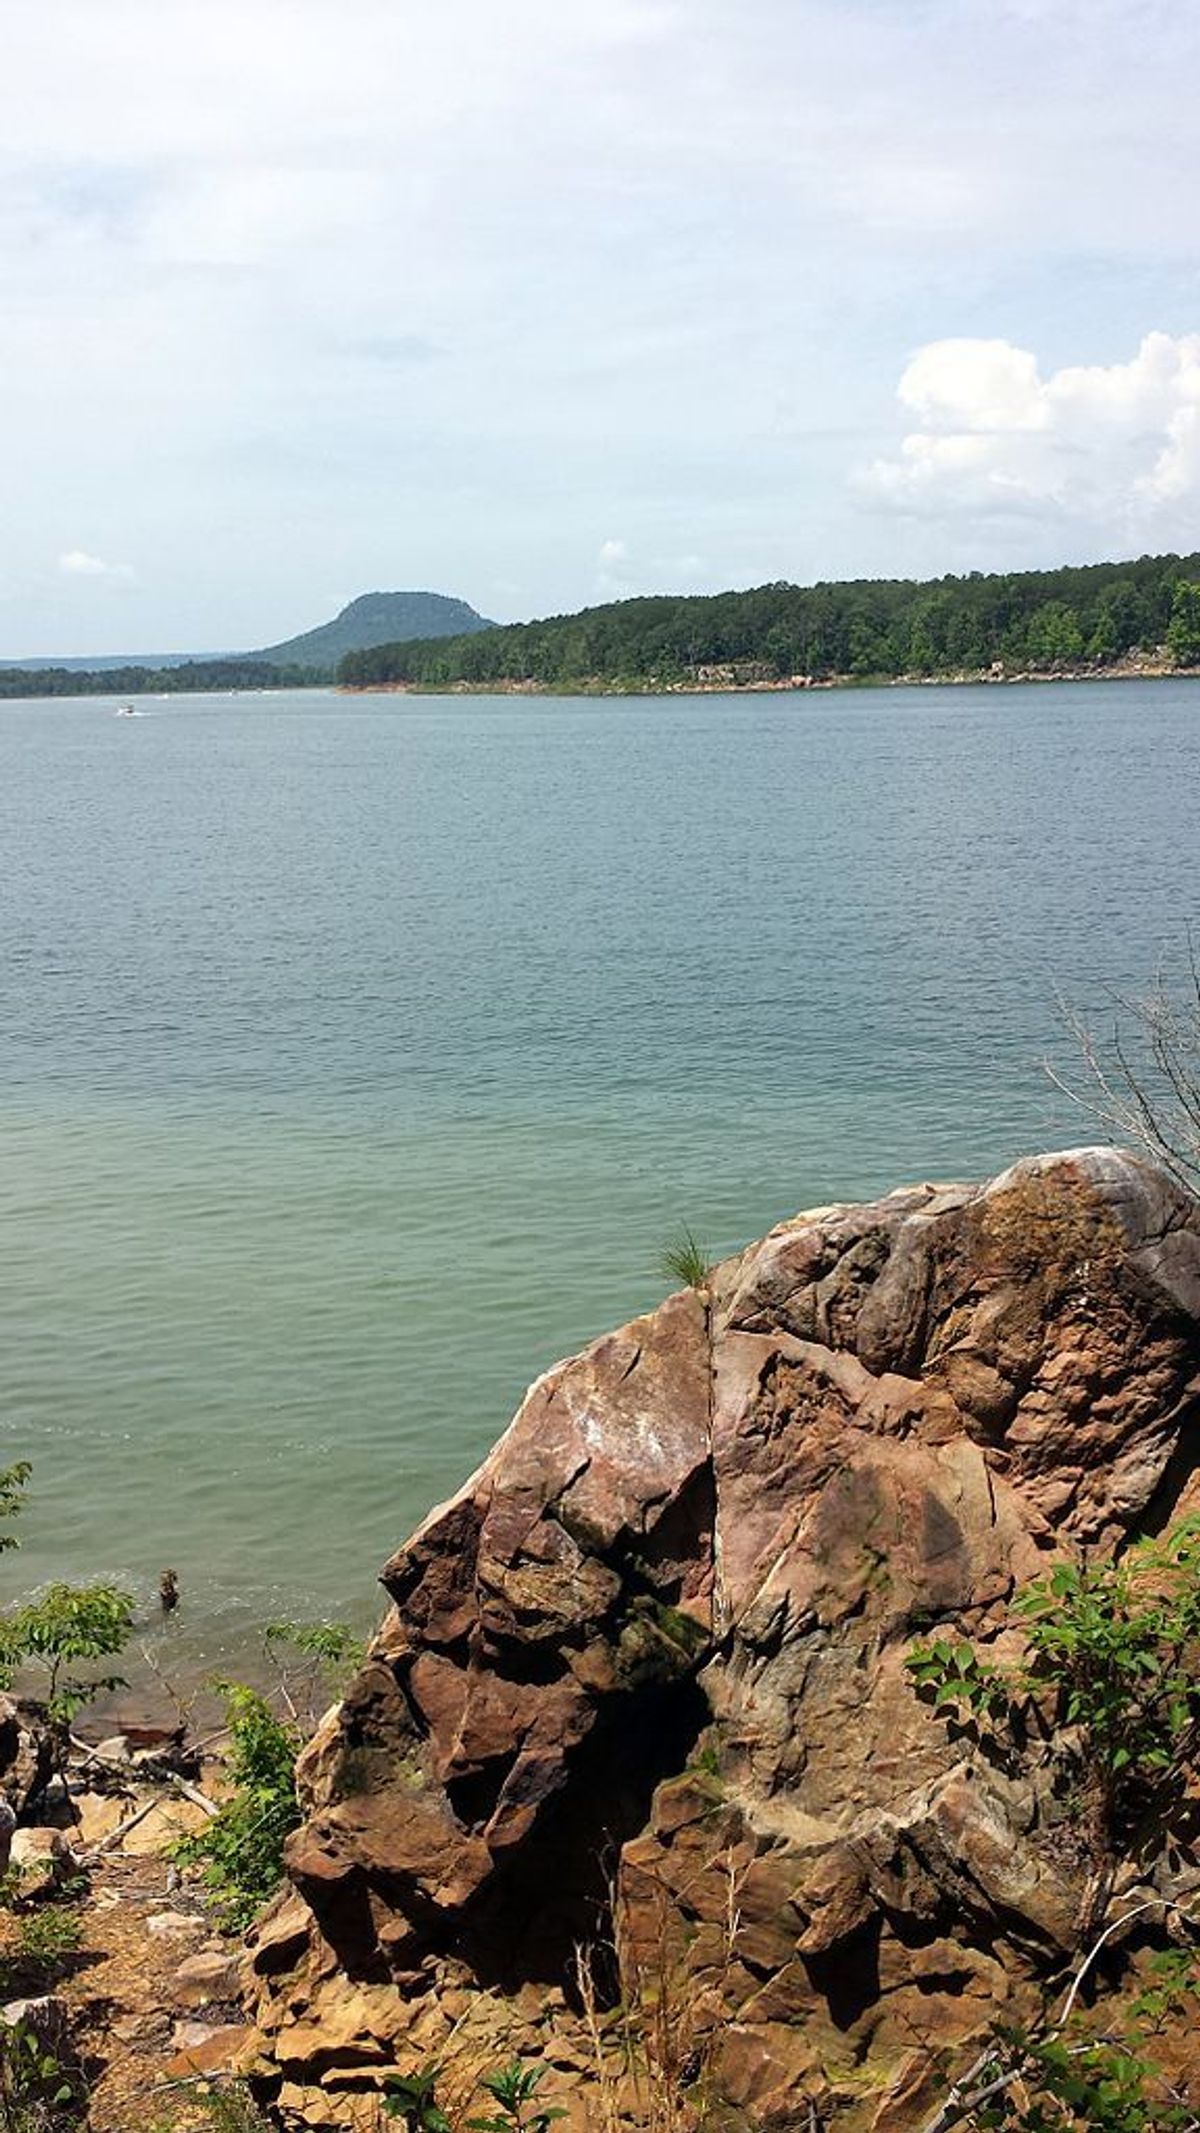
[340,552,1200,690]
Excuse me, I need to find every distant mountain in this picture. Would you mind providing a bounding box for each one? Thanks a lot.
[3,650,228,672]
[244,592,493,668]
[0,591,492,676]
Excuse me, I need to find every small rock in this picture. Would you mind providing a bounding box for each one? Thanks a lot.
[0,1798,14,1876]
[93,1735,132,1764]
[166,2020,251,2076]
[70,1791,128,1848]
[8,1827,82,1899]
[111,2010,171,2046]
[147,1910,207,1944]
[173,1948,243,2008]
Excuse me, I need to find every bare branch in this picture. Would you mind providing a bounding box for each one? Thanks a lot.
[1045,949,1200,1193]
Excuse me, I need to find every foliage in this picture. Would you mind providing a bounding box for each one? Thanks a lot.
[382,2063,454,2132]
[0,2017,81,2131]
[1015,1532,1200,1808]
[0,658,326,700]
[468,2061,567,2133]
[336,549,1200,693]
[187,2084,278,2133]
[383,2062,567,2133]
[1165,580,1200,667]
[0,1581,134,1725]
[0,1466,31,1555]
[959,2024,1195,2132]
[5,1907,82,1991]
[175,1683,300,1932]
[1128,1944,1200,2031]
[660,1230,711,1291]
[908,1520,1200,1859]
[905,1636,1010,1722]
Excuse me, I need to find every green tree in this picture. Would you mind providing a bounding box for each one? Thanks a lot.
[1165,579,1200,666]
[1027,601,1084,665]
[0,1582,134,1726]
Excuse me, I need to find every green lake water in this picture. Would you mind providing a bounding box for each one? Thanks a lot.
[2,681,1197,1661]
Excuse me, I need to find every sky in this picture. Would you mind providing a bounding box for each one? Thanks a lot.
[5,0,1200,654]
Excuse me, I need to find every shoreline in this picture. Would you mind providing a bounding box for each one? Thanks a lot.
[340,653,1200,698]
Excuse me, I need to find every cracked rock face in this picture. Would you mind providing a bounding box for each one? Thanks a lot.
[248,1150,1200,2129]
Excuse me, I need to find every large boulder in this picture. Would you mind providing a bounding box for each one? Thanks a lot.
[247,1150,1200,2129]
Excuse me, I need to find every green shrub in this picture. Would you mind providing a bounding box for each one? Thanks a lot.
[469,2061,567,2133]
[175,1684,300,1932]
[907,1517,1200,1859]
[0,1581,135,1726]
[383,2063,454,2132]
[0,2015,82,2130]
[383,2061,566,2133]
[8,1907,82,1989]
[964,2025,1194,2131]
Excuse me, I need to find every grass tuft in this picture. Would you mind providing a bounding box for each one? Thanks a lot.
[660,1230,711,1291]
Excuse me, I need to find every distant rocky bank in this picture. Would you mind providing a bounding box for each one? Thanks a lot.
[245,1148,1200,2130]
[342,648,1198,696]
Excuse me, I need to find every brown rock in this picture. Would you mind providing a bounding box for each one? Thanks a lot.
[246,1149,1200,2130]
[172,1948,243,2008]
[166,2020,252,2077]
[8,1827,82,1899]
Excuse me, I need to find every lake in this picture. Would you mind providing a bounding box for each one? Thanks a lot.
[1,680,1197,1660]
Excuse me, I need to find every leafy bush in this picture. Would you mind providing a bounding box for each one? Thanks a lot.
[383,2061,566,2133]
[5,1907,83,1991]
[956,2023,1197,2132]
[911,1524,1200,2129]
[383,2063,454,2132]
[175,1684,300,1932]
[907,1518,1200,1860]
[0,1582,135,1726]
[469,2061,567,2133]
[148,2083,277,2133]
[0,2015,82,2130]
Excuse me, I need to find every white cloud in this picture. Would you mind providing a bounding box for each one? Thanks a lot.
[58,548,136,582]
[7,1,1200,647]
[859,332,1200,536]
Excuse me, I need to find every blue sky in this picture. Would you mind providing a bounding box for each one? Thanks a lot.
[4,0,1200,654]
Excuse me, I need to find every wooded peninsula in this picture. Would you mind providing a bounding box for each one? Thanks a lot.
[341,550,1200,693]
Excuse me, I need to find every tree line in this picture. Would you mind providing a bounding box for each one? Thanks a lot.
[339,552,1200,691]
[0,657,326,700]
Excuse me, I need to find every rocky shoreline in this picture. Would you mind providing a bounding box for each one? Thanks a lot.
[341,651,1200,697]
[6,1147,1200,2130]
